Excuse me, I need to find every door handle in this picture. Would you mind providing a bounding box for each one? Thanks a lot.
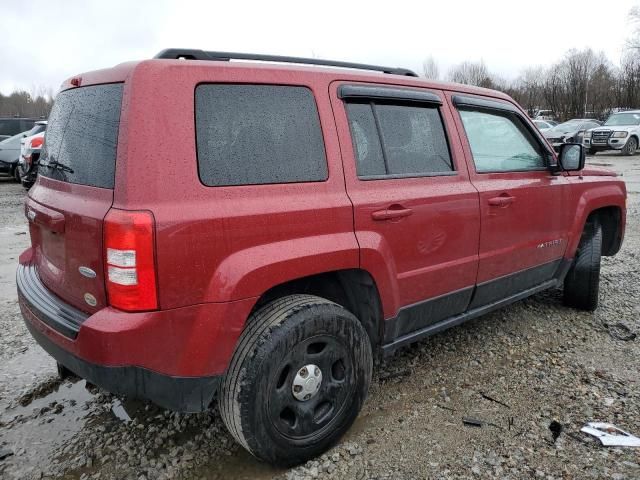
[371,205,413,221]
[488,195,515,207]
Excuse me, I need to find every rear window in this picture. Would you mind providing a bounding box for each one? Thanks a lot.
[40,83,123,188]
[195,84,328,186]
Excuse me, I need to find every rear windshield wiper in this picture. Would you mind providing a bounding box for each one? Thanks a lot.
[42,159,74,174]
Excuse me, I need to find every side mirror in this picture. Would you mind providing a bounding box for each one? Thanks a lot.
[558,143,585,171]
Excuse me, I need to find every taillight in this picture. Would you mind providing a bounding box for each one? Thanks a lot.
[30,137,43,149]
[104,209,158,311]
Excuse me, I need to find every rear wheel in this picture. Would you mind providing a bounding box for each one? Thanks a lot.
[563,219,602,311]
[623,137,638,156]
[218,294,372,466]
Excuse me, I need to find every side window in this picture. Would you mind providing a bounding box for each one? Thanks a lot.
[345,101,453,178]
[459,109,545,173]
[195,85,328,187]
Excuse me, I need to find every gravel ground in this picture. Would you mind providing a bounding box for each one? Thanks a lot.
[0,154,639,480]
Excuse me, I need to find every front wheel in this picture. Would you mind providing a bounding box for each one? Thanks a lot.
[563,220,602,311]
[12,165,21,182]
[218,294,372,466]
[623,137,638,156]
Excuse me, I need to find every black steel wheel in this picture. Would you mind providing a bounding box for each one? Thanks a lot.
[218,294,372,466]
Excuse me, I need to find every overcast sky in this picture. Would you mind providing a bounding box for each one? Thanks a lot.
[1,0,638,96]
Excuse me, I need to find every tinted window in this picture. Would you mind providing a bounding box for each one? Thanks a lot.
[0,119,24,136]
[459,109,545,172]
[195,85,327,186]
[345,101,453,178]
[40,84,123,188]
[345,103,385,176]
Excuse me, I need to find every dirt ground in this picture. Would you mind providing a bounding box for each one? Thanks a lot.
[1,153,639,480]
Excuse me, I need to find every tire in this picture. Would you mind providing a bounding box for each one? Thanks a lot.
[623,137,638,156]
[12,165,21,182]
[218,294,373,466]
[588,147,598,155]
[563,219,602,311]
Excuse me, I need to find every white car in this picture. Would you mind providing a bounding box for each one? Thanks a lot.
[18,123,46,188]
[584,111,640,155]
[533,119,555,132]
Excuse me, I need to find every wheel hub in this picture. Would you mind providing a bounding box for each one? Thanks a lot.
[292,364,322,401]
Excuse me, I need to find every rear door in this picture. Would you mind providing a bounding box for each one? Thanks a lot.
[26,83,123,313]
[449,93,571,308]
[330,82,480,341]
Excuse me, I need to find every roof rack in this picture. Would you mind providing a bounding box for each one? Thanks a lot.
[153,49,419,77]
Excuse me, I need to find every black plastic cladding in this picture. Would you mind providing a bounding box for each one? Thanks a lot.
[154,49,419,77]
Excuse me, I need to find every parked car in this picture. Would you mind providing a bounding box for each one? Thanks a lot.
[534,109,556,121]
[533,119,555,131]
[0,117,38,141]
[17,49,626,466]
[584,110,640,155]
[544,119,602,152]
[0,123,47,181]
[18,131,44,189]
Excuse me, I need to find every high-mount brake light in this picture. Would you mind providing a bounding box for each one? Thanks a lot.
[104,209,158,311]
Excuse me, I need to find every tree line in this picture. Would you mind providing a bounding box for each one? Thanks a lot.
[0,86,54,119]
[422,7,640,122]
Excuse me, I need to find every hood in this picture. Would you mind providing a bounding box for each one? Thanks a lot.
[569,166,617,177]
[544,126,579,137]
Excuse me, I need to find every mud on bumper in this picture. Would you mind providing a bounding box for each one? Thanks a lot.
[17,262,220,412]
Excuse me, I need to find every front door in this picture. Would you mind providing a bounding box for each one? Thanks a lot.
[449,93,571,308]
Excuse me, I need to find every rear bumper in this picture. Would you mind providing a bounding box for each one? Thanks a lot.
[17,253,257,412]
[23,318,220,412]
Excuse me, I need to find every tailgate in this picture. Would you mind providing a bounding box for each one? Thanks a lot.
[26,83,123,313]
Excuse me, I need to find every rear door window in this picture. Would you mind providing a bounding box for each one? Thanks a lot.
[40,83,123,188]
[195,84,328,186]
[345,101,453,178]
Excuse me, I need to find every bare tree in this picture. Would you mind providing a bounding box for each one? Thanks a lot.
[447,60,493,88]
[422,56,440,80]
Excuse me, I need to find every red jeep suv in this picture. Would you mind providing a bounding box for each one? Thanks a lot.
[17,49,626,466]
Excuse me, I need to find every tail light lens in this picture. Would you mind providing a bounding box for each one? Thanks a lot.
[104,209,158,311]
[30,137,43,149]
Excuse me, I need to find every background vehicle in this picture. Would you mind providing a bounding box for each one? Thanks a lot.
[18,130,44,189]
[533,109,556,121]
[0,117,37,141]
[0,123,47,181]
[544,118,602,151]
[584,110,640,155]
[533,119,555,131]
[17,50,626,466]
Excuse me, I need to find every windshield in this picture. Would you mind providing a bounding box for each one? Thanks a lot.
[604,113,640,126]
[553,120,581,130]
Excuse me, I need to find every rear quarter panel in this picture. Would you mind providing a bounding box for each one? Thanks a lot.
[114,61,358,309]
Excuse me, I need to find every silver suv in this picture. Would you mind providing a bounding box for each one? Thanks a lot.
[584,111,640,155]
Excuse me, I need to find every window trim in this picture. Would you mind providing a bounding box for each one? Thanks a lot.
[194,83,329,187]
[454,96,554,174]
[339,84,442,105]
[342,90,456,181]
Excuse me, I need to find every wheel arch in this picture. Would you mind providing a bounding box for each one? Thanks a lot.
[587,206,624,256]
[249,269,385,352]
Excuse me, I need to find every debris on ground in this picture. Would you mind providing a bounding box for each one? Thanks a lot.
[580,423,640,447]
